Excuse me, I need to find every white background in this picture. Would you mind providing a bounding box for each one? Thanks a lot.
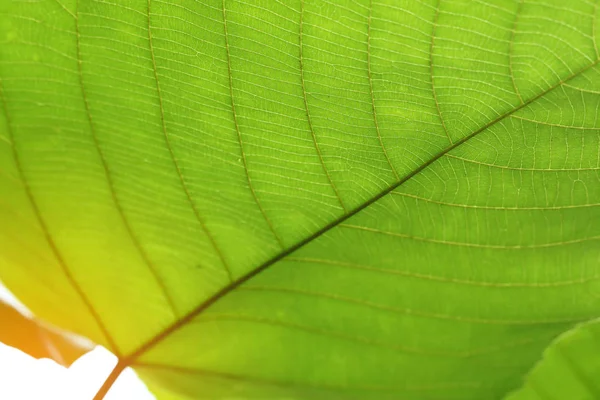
[0,284,155,400]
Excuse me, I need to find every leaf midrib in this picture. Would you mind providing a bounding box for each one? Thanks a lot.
[115,56,600,370]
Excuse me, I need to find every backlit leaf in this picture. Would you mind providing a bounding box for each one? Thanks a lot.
[0,299,88,366]
[1,0,599,399]
[505,319,600,400]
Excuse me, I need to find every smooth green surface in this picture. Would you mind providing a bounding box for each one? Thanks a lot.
[505,319,600,400]
[0,0,599,399]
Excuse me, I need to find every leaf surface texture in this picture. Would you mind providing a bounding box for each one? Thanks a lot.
[1,0,600,398]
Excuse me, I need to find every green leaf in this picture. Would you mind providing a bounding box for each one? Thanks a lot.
[504,319,600,400]
[1,0,599,399]
[0,299,89,366]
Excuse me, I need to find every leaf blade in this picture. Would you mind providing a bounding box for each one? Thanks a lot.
[1,1,599,399]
